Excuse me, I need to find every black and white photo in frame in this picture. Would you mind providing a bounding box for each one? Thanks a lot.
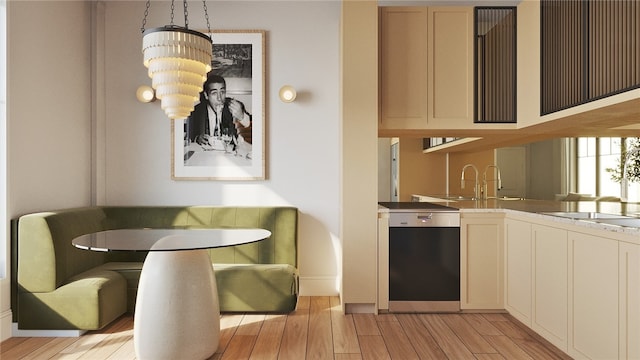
[172,30,265,180]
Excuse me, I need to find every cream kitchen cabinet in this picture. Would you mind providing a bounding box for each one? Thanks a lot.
[504,218,532,325]
[531,224,568,353]
[379,6,473,133]
[619,242,640,360]
[488,210,640,360]
[460,212,504,310]
[568,231,619,360]
[505,216,614,357]
[504,219,569,354]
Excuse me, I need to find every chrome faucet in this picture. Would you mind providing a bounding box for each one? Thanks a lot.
[461,164,479,200]
[620,148,640,202]
[482,165,503,199]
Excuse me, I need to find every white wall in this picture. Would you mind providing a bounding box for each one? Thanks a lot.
[3,1,93,340]
[100,1,341,295]
[7,1,93,215]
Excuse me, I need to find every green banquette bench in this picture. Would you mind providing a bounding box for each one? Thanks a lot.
[11,206,299,331]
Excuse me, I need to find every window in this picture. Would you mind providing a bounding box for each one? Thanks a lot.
[576,137,637,200]
[576,138,596,195]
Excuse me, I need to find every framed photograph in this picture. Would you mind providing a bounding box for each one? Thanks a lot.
[172,30,266,180]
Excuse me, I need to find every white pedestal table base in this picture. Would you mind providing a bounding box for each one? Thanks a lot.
[134,249,220,359]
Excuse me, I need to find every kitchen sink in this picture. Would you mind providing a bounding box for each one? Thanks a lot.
[541,212,640,228]
[590,218,640,228]
[443,195,476,201]
[441,196,525,201]
[541,211,631,220]
[493,196,525,201]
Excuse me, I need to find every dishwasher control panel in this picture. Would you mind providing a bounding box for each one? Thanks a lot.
[388,211,460,227]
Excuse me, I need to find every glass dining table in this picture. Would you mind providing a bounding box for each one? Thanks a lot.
[73,228,271,360]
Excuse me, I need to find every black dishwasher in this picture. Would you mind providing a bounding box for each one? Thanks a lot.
[380,202,461,312]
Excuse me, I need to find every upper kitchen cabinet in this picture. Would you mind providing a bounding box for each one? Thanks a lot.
[379,7,474,135]
[527,0,640,133]
[475,7,517,124]
[379,7,428,132]
[541,0,640,115]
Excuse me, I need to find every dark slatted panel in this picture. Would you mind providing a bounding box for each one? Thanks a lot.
[475,7,517,123]
[541,0,640,115]
[541,0,585,114]
[589,0,640,99]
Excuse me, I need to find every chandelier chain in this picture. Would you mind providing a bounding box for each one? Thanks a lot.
[141,0,212,34]
[203,0,213,61]
[170,0,175,25]
[140,0,151,33]
[183,0,190,29]
[203,0,211,34]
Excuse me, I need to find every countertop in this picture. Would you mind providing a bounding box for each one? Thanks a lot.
[390,195,640,238]
[408,194,640,216]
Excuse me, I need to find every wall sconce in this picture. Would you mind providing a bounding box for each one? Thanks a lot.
[136,85,156,103]
[279,85,297,103]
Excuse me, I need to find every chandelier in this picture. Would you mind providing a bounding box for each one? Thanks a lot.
[141,0,213,120]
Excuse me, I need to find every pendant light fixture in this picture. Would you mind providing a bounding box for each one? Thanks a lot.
[141,0,213,120]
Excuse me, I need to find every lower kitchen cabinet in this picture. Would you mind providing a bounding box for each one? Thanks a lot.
[568,231,619,360]
[619,242,640,360]
[460,213,504,310]
[504,218,532,325]
[505,220,569,353]
[377,210,390,310]
[531,224,568,352]
[500,211,640,360]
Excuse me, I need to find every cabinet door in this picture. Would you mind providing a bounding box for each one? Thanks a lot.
[379,6,473,132]
[532,224,568,352]
[461,216,503,310]
[379,7,429,130]
[427,7,474,126]
[619,242,640,360]
[377,211,390,311]
[568,232,618,360]
[504,219,532,325]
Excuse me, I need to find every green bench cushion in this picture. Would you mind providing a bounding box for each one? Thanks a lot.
[96,262,145,313]
[97,262,299,313]
[17,268,126,330]
[214,264,299,312]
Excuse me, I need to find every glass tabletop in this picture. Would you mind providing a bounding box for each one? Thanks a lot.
[72,228,272,252]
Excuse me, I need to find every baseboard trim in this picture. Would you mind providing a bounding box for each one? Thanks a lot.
[1,310,12,341]
[345,303,377,314]
[12,323,86,338]
[299,276,339,296]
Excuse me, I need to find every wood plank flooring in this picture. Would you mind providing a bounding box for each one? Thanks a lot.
[1,296,573,360]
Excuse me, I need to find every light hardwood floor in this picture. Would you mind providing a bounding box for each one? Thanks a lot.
[1,296,573,360]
